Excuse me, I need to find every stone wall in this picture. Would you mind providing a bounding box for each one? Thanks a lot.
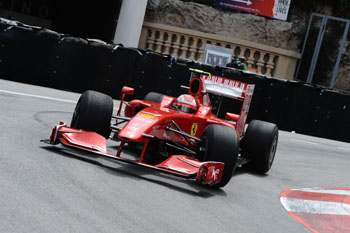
[145,0,307,52]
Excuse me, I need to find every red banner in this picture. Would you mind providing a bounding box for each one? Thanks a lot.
[214,0,291,21]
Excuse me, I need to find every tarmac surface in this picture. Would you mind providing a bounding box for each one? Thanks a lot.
[1,79,349,233]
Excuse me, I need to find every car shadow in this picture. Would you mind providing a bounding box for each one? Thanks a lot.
[41,145,227,198]
[234,167,269,178]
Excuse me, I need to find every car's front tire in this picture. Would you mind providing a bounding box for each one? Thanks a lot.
[199,124,239,187]
[71,90,113,138]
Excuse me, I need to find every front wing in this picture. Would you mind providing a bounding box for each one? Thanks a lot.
[42,122,225,185]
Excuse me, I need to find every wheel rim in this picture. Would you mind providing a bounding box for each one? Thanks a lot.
[197,135,207,161]
[268,134,278,166]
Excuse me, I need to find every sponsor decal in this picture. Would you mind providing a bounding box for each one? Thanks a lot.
[139,112,156,119]
[211,167,220,181]
[143,111,162,117]
[125,126,138,131]
[280,187,350,233]
[200,74,247,98]
[201,74,246,91]
[236,84,254,134]
[191,123,198,136]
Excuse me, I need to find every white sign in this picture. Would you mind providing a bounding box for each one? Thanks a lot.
[203,44,233,67]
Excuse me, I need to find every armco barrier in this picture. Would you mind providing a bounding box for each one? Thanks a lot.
[128,51,169,99]
[0,25,59,86]
[0,18,349,142]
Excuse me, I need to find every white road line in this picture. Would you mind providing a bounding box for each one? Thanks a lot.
[290,138,319,145]
[0,90,76,103]
[281,197,350,215]
[278,146,350,158]
[278,146,320,154]
[337,147,350,151]
[0,89,121,111]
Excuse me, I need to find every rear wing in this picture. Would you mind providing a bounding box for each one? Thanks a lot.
[200,74,249,101]
[189,68,254,136]
[188,68,253,101]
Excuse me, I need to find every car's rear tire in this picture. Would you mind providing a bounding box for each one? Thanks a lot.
[200,124,239,187]
[241,120,278,174]
[71,90,113,138]
[143,92,164,103]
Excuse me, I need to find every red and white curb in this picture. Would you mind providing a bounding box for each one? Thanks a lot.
[280,187,350,233]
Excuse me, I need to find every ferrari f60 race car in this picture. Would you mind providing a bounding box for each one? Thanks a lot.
[43,69,278,188]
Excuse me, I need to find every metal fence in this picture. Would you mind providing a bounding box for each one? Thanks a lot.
[295,13,350,89]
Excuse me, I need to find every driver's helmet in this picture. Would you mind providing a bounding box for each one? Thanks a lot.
[176,94,197,114]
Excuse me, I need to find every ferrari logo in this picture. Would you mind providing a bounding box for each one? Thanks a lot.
[191,123,198,136]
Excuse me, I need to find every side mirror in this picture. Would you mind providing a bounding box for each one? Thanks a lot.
[121,86,134,96]
[225,112,239,122]
[117,86,134,117]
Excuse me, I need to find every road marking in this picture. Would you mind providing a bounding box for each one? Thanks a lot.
[0,90,76,103]
[278,146,348,157]
[281,198,350,215]
[290,138,319,145]
[292,187,350,196]
[0,89,121,111]
[281,187,350,233]
[338,147,350,151]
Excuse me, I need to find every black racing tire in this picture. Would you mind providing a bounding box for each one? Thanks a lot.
[71,90,113,138]
[241,120,278,174]
[143,92,165,103]
[200,124,239,187]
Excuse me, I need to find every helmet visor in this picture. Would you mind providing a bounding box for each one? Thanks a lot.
[177,103,197,114]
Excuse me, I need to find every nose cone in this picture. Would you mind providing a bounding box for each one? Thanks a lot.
[118,111,159,142]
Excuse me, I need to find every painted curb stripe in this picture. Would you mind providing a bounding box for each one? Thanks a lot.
[292,188,350,196]
[280,190,350,204]
[289,212,350,233]
[281,188,350,233]
[318,187,350,191]
[281,197,350,215]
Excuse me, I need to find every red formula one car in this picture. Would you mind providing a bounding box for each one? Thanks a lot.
[44,69,278,187]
